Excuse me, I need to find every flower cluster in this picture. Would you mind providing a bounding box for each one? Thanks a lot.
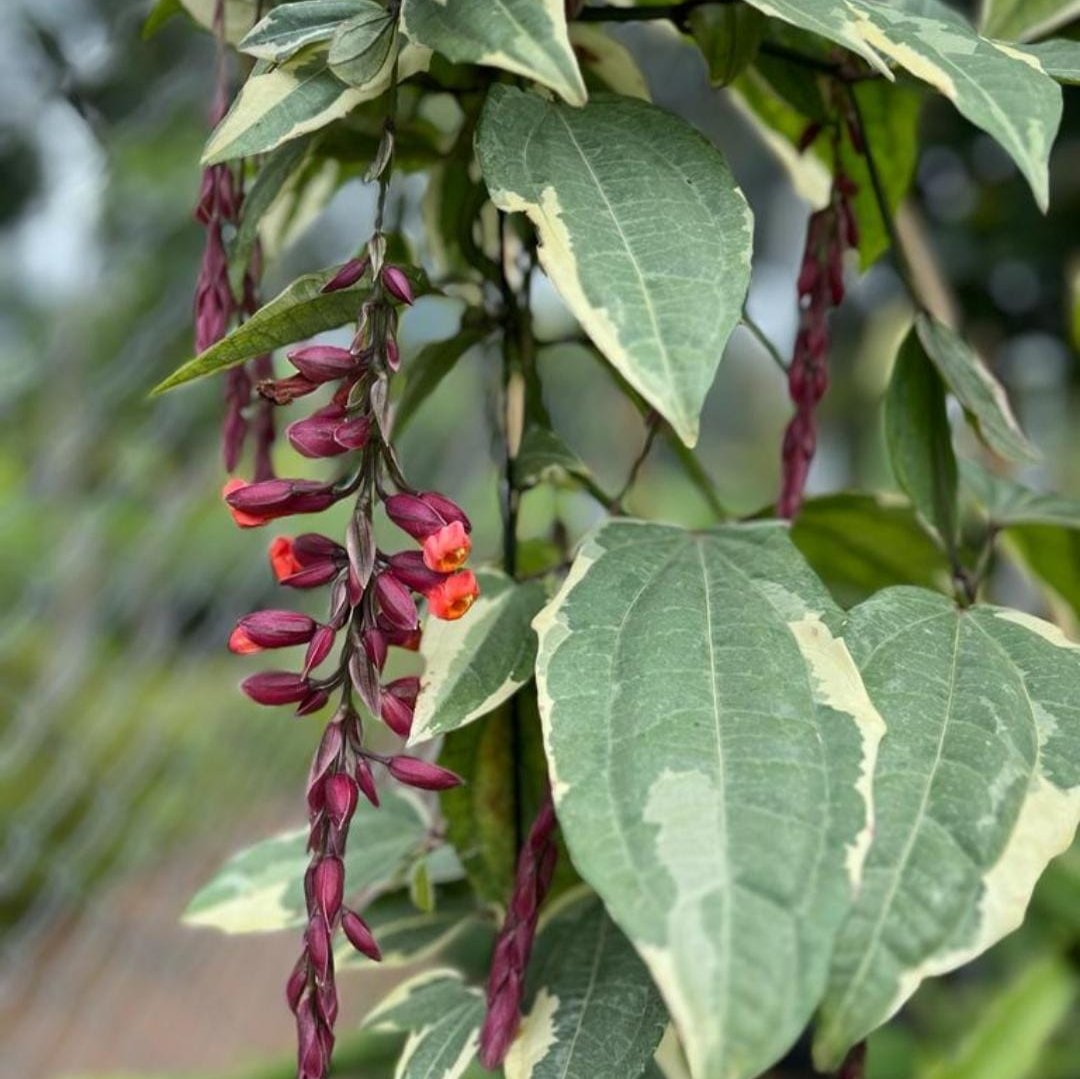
[194,0,275,478]
[220,249,479,1079]
[478,790,559,1069]
[777,163,858,519]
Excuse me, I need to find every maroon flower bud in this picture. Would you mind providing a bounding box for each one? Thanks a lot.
[230,610,317,653]
[304,625,337,675]
[387,550,447,592]
[380,691,414,739]
[258,374,320,405]
[381,265,414,305]
[324,773,359,829]
[296,688,330,717]
[342,909,382,961]
[287,345,359,383]
[478,976,523,1069]
[421,491,471,531]
[381,622,423,652]
[241,671,311,706]
[385,336,400,371]
[312,856,344,924]
[286,956,308,1013]
[355,757,379,807]
[296,998,326,1079]
[349,651,382,717]
[362,628,388,671]
[347,566,364,607]
[333,415,371,450]
[294,533,346,563]
[321,256,368,293]
[374,573,419,631]
[386,676,421,707]
[288,407,351,459]
[387,755,463,791]
[282,562,340,589]
[384,493,445,539]
[306,913,332,982]
[225,478,339,522]
[317,980,339,1027]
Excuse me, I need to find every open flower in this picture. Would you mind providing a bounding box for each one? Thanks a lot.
[422,520,471,573]
[426,569,479,621]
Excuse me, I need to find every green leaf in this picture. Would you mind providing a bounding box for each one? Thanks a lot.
[980,0,1080,42]
[394,325,491,437]
[569,24,651,100]
[178,0,257,43]
[961,460,1080,529]
[507,888,668,1079]
[476,86,753,447]
[885,327,959,552]
[401,0,586,106]
[409,858,435,914]
[688,6,767,87]
[143,0,184,39]
[744,0,1063,210]
[328,7,398,88]
[916,314,1039,464]
[918,953,1077,1079]
[791,493,950,607]
[338,884,485,971]
[514,424,591,489]
[534,520,885,1079]
[152,265,370,394]
[364,969,485,1079]
[203,47,429,164]
[409,569,547,744]
[1005,525,1080,627]
[1023,38,1080,84]
[239,0,373,62]
[182,789,436,933]
[814,589,1080,1067]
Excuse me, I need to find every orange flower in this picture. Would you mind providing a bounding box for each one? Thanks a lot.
[421,521,471,573]
[222,478,269,528]
[269,536,303,581]
[228,626,262,654]
[426,570,479,621]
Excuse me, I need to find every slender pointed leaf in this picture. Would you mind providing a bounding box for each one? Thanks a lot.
[534,520,885,1079]
[961,460,1080,529]
[476,87,753,447]
[815,589,1080,1066]
[1023,39,1080,83]
[980,0,1080,43]
[239,0,374,62]
[328,9,397,87]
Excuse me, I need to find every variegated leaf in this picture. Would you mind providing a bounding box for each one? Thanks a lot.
[916,314,1039,464]
[533,520,885,1079]
[364,969,485,1079]
[182,789,437,933]
[476,87,753,447]
[980,0,1080,42]
[409,569,547,745]
[506,888,668,1079]
[401,0,586,106]
[178,0,256,43]
[962,460,1080,529]
[814,589,1080,1067]
[152,264,371,394]
[569,24,650,100]
[328,7,398,87]
[1023,38,1080,84]
[239,0,373,62]
[203,46,430,164]
[744,0,1063,210]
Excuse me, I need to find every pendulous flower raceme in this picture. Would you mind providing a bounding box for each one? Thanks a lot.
[220,242,479,1079]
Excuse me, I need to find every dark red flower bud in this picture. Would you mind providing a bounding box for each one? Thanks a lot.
[241,671,311,706]
[296,688,330,717]
[362,628,388,671]
[387,550,447,592]
[225,478,338,523]
[381,265,414,305]
[384,493,445,539]
[283,563,341,589]
[287,346,358,383]
[379,691,414,739]
[321,256,368,293]
[341,909,382,961]
[294,533,346,562]
[374,573,419,631]
[478,976,523,1069]
[286,956,307,1013]
[312,856,344,924]
[317,980,338,1027]
[324,773,359,829]
[258,374,319,405]
[231,610,317,653]
[385,336,400,371]
[387,755,463,791]
[306,913,332,982]
[296,998,326,1079]
[333,415,371,450]
[381,622,422,651]
[420,491,471,531]
[288,407,351,459]
[386,676,421,707]
[355,757,379,807]
[304,625,337,675]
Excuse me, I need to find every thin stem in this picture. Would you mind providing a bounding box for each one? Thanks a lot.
[611,414,661,513]
[844,83,923,312]
[741,310,789,375]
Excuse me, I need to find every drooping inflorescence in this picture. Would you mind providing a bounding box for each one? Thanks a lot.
[221,249,479,1079]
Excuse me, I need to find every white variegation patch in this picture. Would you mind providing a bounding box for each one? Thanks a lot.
[505,989,560,1079]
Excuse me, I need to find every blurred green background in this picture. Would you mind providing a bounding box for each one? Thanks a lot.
[1,2,1078,1078]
